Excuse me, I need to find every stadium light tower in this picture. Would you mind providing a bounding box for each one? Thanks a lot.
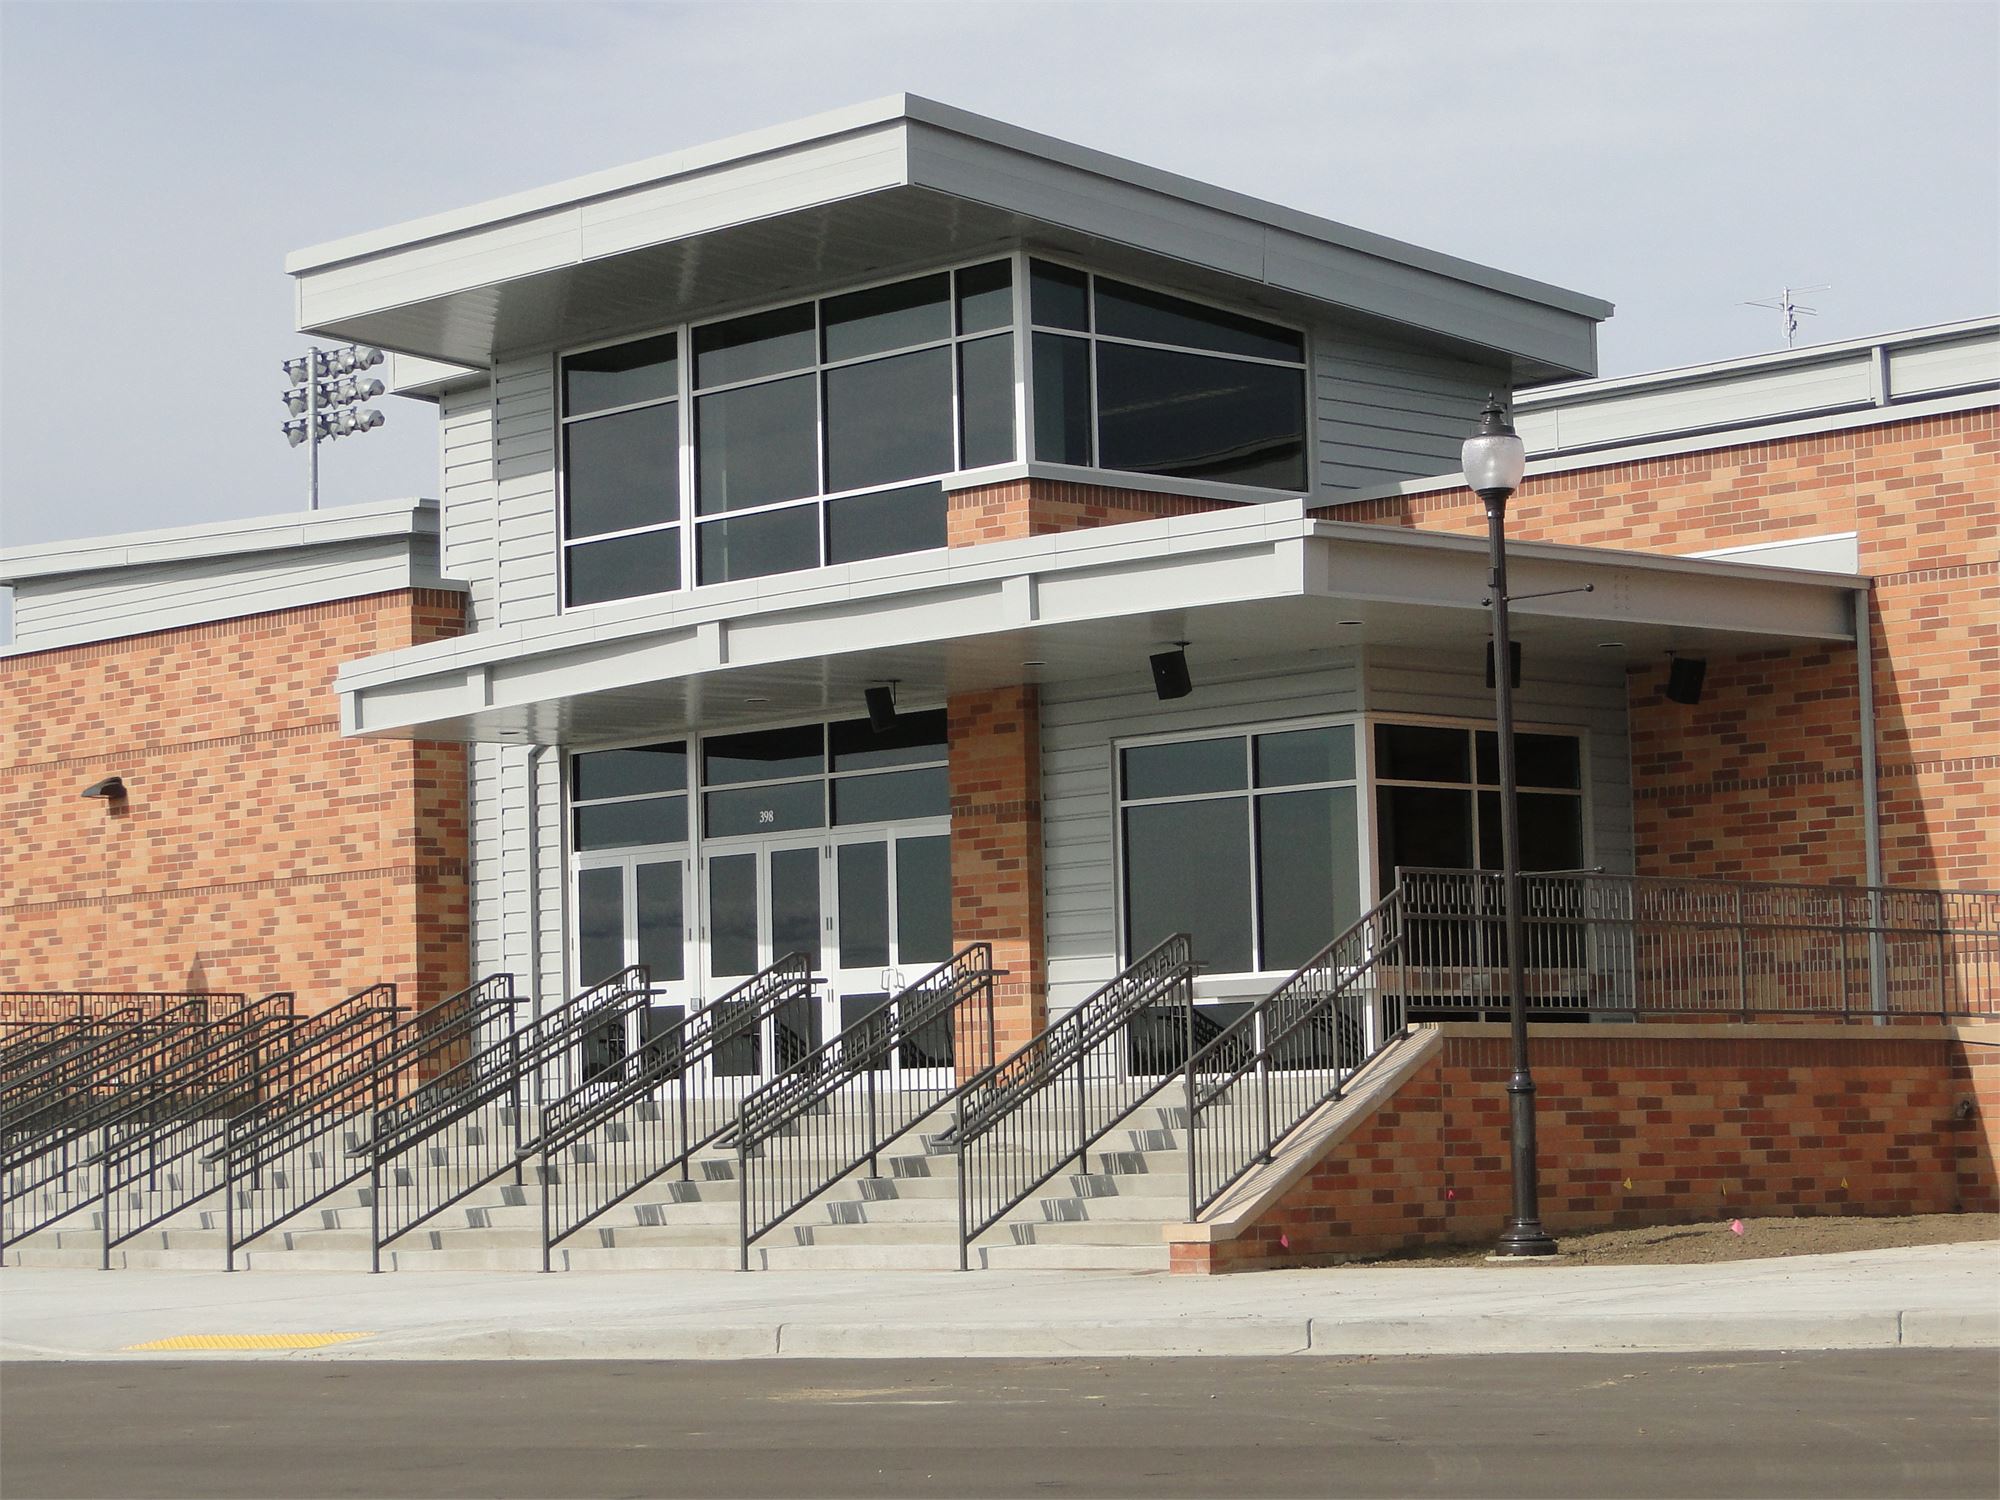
[280,345,388,510]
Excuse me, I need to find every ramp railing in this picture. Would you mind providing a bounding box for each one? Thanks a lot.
[369,969,638,1268]
[538,955,816,1269]
[1,997,219,1137]
[1183,891,1409,1221]
[734,947,997,1269]
[949,934,1196,1270]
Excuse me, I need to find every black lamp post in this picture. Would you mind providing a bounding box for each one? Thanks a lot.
[1463,397,1559,1259]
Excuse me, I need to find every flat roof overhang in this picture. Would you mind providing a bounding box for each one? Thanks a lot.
[288,96,1609,385]
[335,502,1861,748]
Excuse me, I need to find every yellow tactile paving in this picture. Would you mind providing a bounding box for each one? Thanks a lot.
[121,1332,374,1351]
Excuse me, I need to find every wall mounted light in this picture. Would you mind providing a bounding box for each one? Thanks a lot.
[81,776,127,802]
[1149,644,1192,702]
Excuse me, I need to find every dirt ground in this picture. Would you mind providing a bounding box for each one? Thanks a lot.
[1345,1212,2000,1268]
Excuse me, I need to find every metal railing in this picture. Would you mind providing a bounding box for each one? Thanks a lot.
[735,946,998,1269]
[1398,868,2000,1020]
[369,969,634,1268]
[1,997,220,1136]
[1184,892,1409,1221]
[216,983,412,1269]
[950,934,1197,1270]
[99,994,301,1265]
[539,955,817,1269]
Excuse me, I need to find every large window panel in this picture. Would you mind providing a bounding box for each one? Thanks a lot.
[1123,737,1245,800]
[1030,260,1090,331]
[956,260,1013,335]
[703,725,825,785]
[694,303,816,389]
[822,274,949,363]
[577,867,625,986]
[826,482,947,565]
[1258,787,1359,971]
[1255,725,1354,788]
[703,779,826,838]
[1095,344,1307,490]
[958,334,1016,469]
[695,376,817,515]
[1124,798,1253,975]
[823,347,953,493]
[635,862,684,981]
[1094,277,1303,363]
[565,529,679,607]
[831,766,949,826]
[564,333,679,417]
[574,796,686,852]
[829,709,948,772]
[697,504,820,585]
[564,404,679,539]
[837,843,891,969]
[1033,334,1092,466]
[573,743,686,802]
[894,835,952,965]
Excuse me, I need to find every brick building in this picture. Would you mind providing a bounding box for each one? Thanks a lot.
[3,98,1993,1268]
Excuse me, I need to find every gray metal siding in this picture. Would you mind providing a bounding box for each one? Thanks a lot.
[492,358,561,628]
[1314,325,1506,492]
[439,384,498,632]
[468,744,566,1009]
[1040,658,1365,1016]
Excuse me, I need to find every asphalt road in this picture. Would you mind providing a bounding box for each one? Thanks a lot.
[1,1352,1992,1499]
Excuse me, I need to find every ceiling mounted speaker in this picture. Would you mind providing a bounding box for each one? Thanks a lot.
[865,685,898,734]
[1666,656,1708,705]
[1150,649,1192,702]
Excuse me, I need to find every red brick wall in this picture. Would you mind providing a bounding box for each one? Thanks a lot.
[1176,1023,1984,1273]
[947,477,1230,547]
[1953,1027,2000,1214]
[1318,408,2000,889]
[0,590,469,1016]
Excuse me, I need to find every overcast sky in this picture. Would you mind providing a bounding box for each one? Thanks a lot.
[2,0,1995,589]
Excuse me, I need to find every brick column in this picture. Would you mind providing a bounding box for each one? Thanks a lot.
[948,685,1046,1064]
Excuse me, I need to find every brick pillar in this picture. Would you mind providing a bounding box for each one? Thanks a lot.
[948,685,1046,1066]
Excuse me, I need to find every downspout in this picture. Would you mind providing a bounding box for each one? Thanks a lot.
[525,744,549,1111]
[1855,585,1886,1020]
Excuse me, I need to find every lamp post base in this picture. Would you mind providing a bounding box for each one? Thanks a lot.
[1492,1220,1561,1258]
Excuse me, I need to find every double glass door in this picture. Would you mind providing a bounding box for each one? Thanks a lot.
[573,855,690,1082]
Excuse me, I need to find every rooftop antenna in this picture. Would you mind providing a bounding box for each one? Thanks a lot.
[1743,285,1829,350]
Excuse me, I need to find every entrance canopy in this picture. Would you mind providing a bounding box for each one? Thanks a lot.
[336,501,1861,748]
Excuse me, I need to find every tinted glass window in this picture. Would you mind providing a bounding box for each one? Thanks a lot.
[707,855,759,977]
[697,505,820,584]
[703,724,825,785]
[1375,724,1470,783]
[822,274,949,363]
[577,867,624,985]
[829,709,948,772]
[1124,800,1252,974]
[564,404,679,539]
[770,847,821,968]
[564,333,679,416]
[566,529,679,607]
[1094,278,1302,362]
[1376,785,1473,888]
[823,347,952,493]
[1033,334,1091,465]
[825,482,946,565]
[703,779,826,838]
[1478,791,1584,872]
[832,766,949,825]
[959,334,1015,469]
[573,744,687,801]
[1030,260,1089,331]
[694,303,815,388]
[1096,344,1306,489]
[1122,737,1245,800]
[1476,731,1583,790]
[1254,725,1355,788]
[895,835,952,965]
[955,260,1013,335]
[574,796,686,851]
[695,376,817,514]
[635,861,684,981]
[837,842,890,969]
[1258,787,1359,971]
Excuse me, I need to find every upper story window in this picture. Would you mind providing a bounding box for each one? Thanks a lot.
[1029,260,1309,492]
[559,262,1017,609]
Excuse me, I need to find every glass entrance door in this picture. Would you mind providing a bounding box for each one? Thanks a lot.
[703,838,825,1079]
[573,853,691,1083]
[828,831,955,1086]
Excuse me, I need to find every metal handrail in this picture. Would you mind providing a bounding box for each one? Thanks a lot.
[1396,867,2000,1020]
[734,946,999,1269]
[949,934,1196,1271]
[97,994,303,1265]
[0,992,248,1117]
[220,979,516,1271]
[369,969,636,1267]
[0,1001,210,1133]
[538,955,817,1268]
[1183,890,1409,1222]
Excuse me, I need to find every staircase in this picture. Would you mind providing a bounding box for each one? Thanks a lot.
[2,1088,1222,1271]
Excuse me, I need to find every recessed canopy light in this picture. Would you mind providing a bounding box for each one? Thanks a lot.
[1597,641,1626,650]
[1336,619,1364,627]
[1021,659,1048,668]
[744,695,769,705]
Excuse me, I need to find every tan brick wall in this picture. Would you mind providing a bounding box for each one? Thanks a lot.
[1318,408,2000,889]
[1176,1023,1985,1272]
[946,477,1231,547]
[0,590,469,1016]
[947,685,1045,1057]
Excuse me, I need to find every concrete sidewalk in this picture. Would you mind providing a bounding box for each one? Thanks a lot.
[1,1243,1993,1362]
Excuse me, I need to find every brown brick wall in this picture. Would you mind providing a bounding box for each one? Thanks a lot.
[1176,1023,1990,1272]
[947,685,1046,1057]
[0,590,470,1016]
[1318,408,2000,889]
[946,477,1231,547]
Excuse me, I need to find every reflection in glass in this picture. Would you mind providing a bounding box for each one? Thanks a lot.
[1478,791,1584,872]
[574,796,686,852]
[825,482,947,564]
[1032,334,1090,465]
[832,766,949,825]
[573,744,686,802]
[1476,731,1583,790]
[694,303,815,388]
[565,528,678,607]
[955,260,1013,335]
[565,404,679,539]
[1254,726,1355,788]
[1096,344,1306,489]
[695,376,817,514]
[770,846,821,968]
[1124,799,1252,974]
[564,333,679,417]
[636,861,684,981]
[707,855,758,977]
[824,347,953,493]
[703,780,826,838]
[1122,737,1245,800]
[958,335,1015,470]
[822,273,949,363]
[895,835,952,966]
[838,842,890,968]
[830,710,947,772]
[577,867,624,986]
[1376,785,1473,890]
[1258,787,1359,971]
[697,505,819,585]
[703,724,824,785]
[1030,260,1089,330]
[1093,277,1302,363]
[1374,724,1470,784]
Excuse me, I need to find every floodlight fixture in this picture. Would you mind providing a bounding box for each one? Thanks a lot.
[277,344,389,510]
